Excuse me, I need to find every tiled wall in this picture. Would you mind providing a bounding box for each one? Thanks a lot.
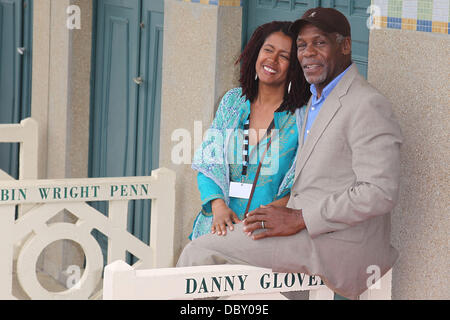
[372,0,449,33]
[179,0,242,6]
[182,1,448,33]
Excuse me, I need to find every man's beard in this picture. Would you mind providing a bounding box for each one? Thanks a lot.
[304,64,328,85]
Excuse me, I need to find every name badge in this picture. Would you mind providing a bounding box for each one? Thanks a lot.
[229,182,253,199]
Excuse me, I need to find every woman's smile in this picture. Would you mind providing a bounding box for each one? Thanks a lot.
[255,31,292,86]
[262,64,278,75]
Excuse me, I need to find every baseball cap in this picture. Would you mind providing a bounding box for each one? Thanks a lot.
[290,7,351,37]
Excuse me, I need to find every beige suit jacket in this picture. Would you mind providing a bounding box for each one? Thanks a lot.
[279,64,402,298]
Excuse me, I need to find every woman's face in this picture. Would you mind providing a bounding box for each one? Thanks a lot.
[255,31,292,88]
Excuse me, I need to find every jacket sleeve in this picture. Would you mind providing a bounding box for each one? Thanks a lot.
[301,94,403,238]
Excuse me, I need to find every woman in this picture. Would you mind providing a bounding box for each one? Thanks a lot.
[190,21,310,240]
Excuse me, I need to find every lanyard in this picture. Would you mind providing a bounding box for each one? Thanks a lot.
[241,113,275,178]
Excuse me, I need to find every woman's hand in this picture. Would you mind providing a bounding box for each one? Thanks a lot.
[211,199,242,236]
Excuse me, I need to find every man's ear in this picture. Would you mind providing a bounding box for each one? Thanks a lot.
[341,37,352,56]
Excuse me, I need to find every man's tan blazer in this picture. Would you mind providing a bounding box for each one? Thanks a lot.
[279,63,403,298]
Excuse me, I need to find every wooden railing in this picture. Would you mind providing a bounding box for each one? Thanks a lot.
[0,118,176,299]
[0,170,176,299]
[103,260,392,300]
[0,118,38,181]
[103,260,335,300]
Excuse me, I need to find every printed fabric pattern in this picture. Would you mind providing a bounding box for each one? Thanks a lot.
[190,87,306,240]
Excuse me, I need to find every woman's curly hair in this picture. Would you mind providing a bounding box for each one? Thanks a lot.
[236,21,310,113]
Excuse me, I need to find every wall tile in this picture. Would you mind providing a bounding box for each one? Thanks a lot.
[372,0,449,33]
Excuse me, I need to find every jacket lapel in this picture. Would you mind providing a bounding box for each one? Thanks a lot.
[294,63,359,181]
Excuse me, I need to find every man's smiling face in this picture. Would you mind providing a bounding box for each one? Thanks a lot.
[296,24,351,91]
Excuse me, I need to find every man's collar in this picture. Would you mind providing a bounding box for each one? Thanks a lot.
[309,64,353,99]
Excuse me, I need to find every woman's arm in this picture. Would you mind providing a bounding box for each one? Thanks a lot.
[268,194,290,207]
[197,172,224,214]
[197,173,241,236]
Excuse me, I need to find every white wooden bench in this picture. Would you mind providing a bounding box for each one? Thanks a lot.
[103,260,393,300]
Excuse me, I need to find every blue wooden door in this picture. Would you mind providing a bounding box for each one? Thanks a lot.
[320,0,370,78]
[90,0,164,263]
[244,0,370,77]
[0,0,33,179]
[131,0,164,247]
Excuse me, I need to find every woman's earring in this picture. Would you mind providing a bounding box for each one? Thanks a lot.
[288,81,292,94]
[255,74,258,81]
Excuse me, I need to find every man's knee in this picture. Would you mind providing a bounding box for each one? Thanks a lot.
[176,242,196,267]
[177,233,247,268]
[176,240,220,267]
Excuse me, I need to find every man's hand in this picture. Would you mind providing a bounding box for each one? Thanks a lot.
[243,205,305,240]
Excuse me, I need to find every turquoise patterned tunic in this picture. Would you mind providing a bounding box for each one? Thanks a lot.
[190,88,305,240]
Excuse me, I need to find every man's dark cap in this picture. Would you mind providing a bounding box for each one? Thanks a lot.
[290,7,351,37]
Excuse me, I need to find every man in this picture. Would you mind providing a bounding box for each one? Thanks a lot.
[177,8,402,299]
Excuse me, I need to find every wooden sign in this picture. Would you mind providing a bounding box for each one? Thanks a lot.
[0,176,164,205]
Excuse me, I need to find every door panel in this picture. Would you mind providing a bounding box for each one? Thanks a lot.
[90,0,164,261]
[90,0,141,180]
[246,0,320,43]
[0,0,32,179]
[90,0,142,261]
[131,0,164,245]
[0,0,21,178]
[21,0,32,118]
